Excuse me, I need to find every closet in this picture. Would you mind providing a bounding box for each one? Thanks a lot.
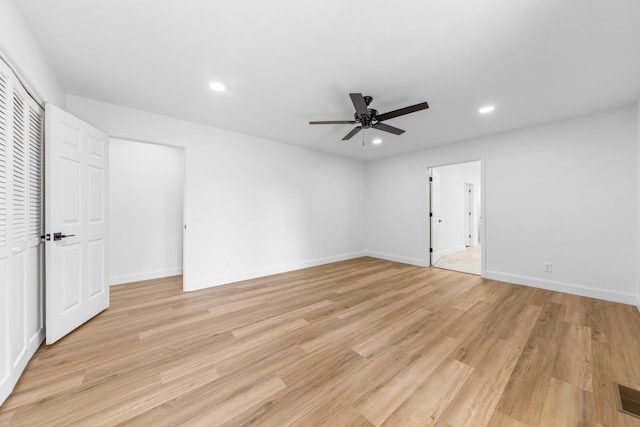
[0,59,45,404]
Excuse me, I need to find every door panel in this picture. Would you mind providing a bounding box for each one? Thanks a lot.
[60,243,82,312]
[88,165,104,222]
[27,245,42,343]
[45,104,109,345]
[11,252,26,365]
[27,106,44,347]
[10,86,29,375]
[88,239,105,298]
[430,169,442,264]
[464,183,473,247]
[0,257,9,391]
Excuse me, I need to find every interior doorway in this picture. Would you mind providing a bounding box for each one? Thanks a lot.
[109,138,185,286]
[429,160,481,275]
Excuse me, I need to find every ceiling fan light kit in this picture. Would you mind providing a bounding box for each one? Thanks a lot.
[310,93,429,141]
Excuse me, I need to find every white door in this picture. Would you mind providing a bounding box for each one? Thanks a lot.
[464,183,474,247]
[45,104,109,345]
[0,70,15,402]
[430,169,443,265]
[10,87,29,371]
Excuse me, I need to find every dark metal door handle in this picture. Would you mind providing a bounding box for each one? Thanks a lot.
[438,219,443,223]
[53,232,75,241]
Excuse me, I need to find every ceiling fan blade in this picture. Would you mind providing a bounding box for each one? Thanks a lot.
[373,122,405,135]
[309,120,357,125]
[349,93,370,117]
[342,126,363,140]
[376,102,429,122]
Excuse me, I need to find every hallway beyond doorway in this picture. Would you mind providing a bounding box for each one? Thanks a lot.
[433,246,481,275]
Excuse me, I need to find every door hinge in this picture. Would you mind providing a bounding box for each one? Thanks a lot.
[429,212,433,217]
[429,248,433,253]
[428,177,432,182]
[41,234,51,241]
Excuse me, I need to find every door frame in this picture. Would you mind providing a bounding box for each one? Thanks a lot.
[425,159,485,276]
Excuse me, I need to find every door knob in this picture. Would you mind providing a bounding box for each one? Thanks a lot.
[438,219,443,223]
[53,232,76,241]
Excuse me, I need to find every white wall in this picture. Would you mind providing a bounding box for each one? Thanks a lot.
[67,96,366,291]
[0,0,65,106]
[366,105,638,304]
[109,139,184,285]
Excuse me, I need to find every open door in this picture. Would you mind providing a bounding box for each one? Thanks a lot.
[429,169,442,265]
[44,104,109,344]
[464,183,474,247]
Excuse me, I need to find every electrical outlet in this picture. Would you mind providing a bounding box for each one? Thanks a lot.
[543,262,552,272]
[225,259,230,268]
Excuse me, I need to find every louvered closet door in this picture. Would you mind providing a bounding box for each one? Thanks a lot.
[10,84,30,376]
[27,103,44,350]
[0,61,45,406]
[0,62,13,405]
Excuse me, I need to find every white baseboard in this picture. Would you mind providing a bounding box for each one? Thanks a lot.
[365,251,426,267]
[185,252,366,292]
[637,295,640,313]
[484,270,638,305]
[110,267,183,286]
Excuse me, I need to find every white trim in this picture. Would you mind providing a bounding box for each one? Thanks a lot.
[636,295,640,313]
[484,270,637,305]
[365,251,426,267]
[110,267,184,286]
[185,251,366,292]
[0,47,45,108]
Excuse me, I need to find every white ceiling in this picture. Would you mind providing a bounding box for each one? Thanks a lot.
[15,0,640,161]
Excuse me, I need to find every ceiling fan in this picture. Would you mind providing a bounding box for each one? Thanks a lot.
[309,93,429,141]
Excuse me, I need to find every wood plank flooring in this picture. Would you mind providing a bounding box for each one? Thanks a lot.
[1,257,640,426]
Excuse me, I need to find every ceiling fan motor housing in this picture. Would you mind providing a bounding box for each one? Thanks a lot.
[354,108,378,128]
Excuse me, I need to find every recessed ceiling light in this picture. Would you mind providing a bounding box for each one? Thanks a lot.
[209,81,226,92]
[478,105,495,114]
[372,138,382,145]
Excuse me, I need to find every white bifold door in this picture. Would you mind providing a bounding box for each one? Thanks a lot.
[0,63,45,405]
[45,104,109,344]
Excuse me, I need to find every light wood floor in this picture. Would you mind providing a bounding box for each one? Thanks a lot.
[2,257,640,426]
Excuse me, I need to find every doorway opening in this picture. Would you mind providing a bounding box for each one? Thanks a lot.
[109,138,186,287]
[429,160,481,275]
